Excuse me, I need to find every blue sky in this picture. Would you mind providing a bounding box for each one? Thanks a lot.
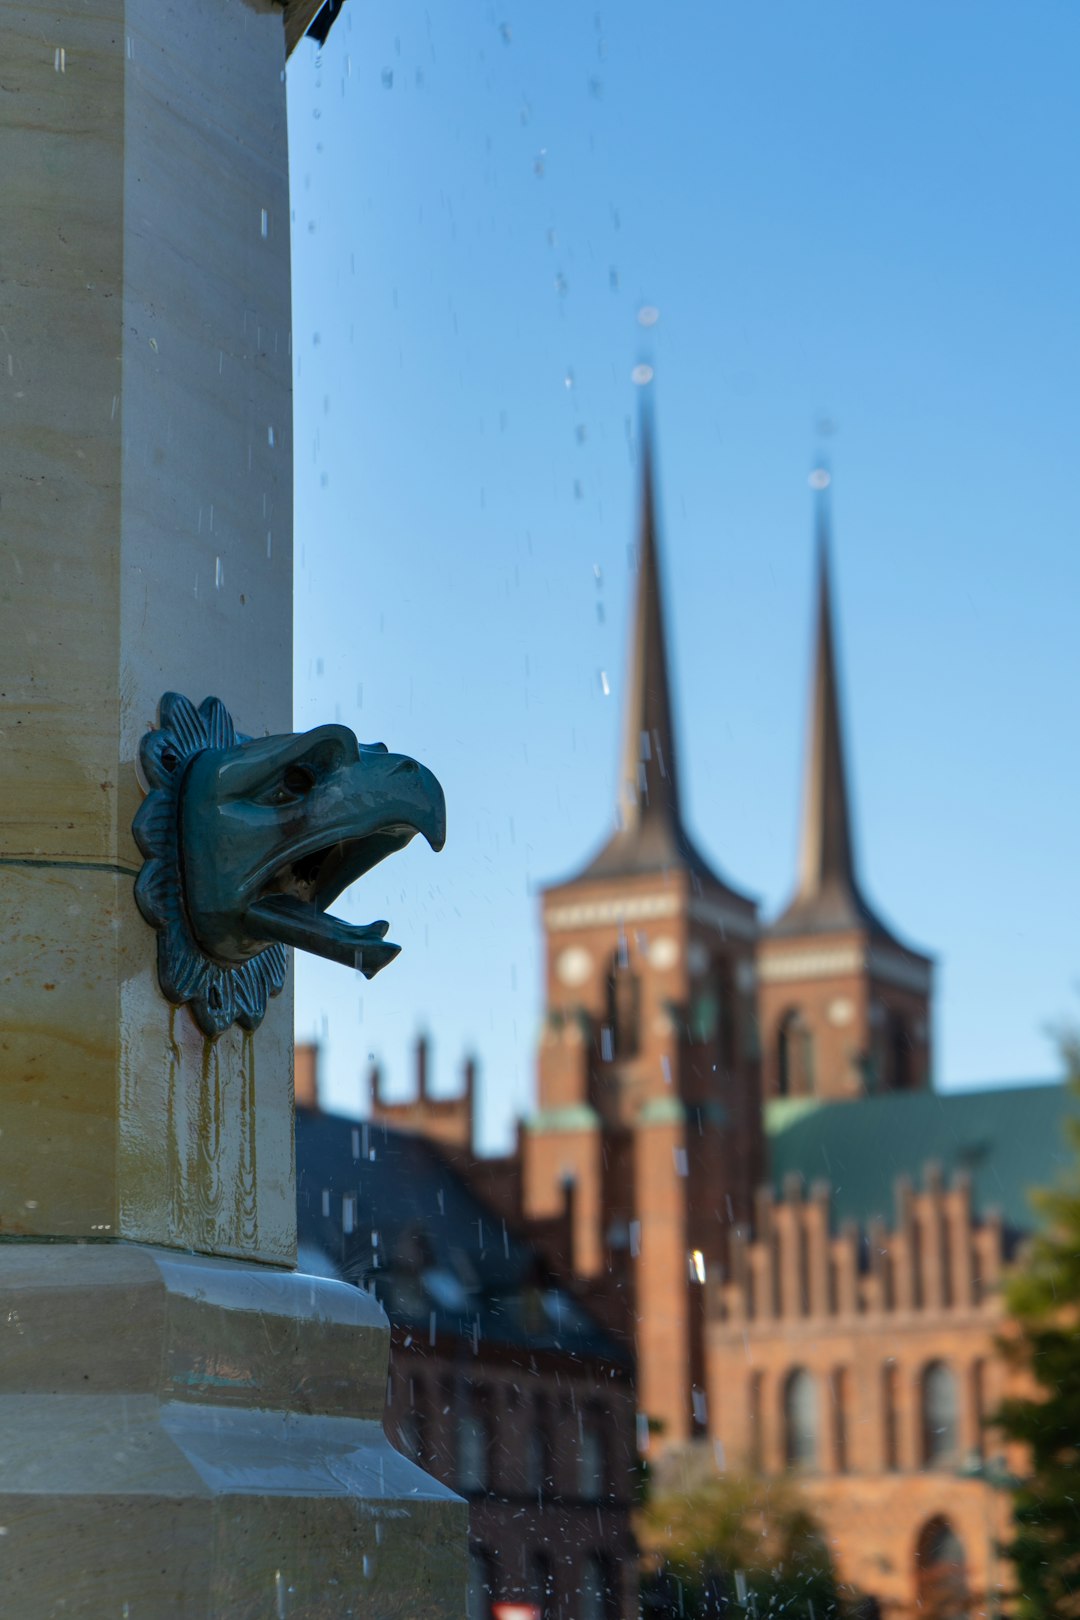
[287,2,1080,1148]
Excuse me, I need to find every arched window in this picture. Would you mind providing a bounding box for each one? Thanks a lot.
[868,1026,884,1092]
[830,1367,849,1474]
[531,1551,555,1620]
[580,1554,613,1620]
[915,1516,967,1620]
[717,972,736,1071]
[605,953,640,1059]
[525,1415,551,1496]
[970,1358,987,1460]
[882,1360,900,1472]
[578,1418,606,1500]
[783,1367,819,1470]
[777,1010,814,1097]
[467,1547,494,1620]
[457,1391,491,1493]
[889,1012,913,1090]
[748,1371,764,1471]
[921,1361,958,1467]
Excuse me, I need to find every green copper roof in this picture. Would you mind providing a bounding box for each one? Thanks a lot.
[525,1104,601,1133]
[766,1081,1075,1235]
[637,1096,687,1126]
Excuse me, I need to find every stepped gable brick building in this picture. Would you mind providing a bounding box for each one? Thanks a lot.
[708,1080,1074,1619]
[360,428,1074,1619]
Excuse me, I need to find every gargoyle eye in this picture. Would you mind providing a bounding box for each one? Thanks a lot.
[282,763,317,797]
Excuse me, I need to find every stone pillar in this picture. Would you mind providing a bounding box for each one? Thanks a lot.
[0,2,465,1611]
[0,0,295,1258]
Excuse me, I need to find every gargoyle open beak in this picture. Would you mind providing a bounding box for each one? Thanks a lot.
[179,727,446,977]
[245,763,446,976]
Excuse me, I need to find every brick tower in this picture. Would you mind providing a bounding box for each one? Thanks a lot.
[758,476,933,1102]
[522,418,763,1448]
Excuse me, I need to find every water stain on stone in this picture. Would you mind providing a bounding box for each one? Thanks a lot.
[165,1005,190,1240]
[238,1030,259,1248]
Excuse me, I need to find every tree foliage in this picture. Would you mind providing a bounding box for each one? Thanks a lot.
[995,1034,1080,1620]
[638,1470,843,1620]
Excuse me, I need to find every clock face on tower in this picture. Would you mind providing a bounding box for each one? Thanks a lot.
[649,936,680,970]
[555,945,593,987]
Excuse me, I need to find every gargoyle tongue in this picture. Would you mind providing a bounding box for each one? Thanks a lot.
[245,895,401,979]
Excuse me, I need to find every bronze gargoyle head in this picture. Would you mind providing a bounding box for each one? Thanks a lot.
[133,693,445,1036]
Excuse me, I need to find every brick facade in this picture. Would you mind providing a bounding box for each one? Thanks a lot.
[384,1335,638,1619]
[708,1171,1017,1616]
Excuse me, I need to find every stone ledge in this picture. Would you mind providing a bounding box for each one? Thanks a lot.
[0,1241,466,1617]
[0,1242,393,1418]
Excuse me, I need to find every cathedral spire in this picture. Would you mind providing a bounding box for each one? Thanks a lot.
[616,408,683,842]
[774,471,891,939]
[573,407,750,900]
[797,477,858,899]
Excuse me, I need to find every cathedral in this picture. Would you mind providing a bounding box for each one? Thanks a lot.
[371,419,1072,1618]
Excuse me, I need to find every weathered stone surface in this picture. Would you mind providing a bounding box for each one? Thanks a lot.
[0,0,295,1260]
[0,1245,467,1617]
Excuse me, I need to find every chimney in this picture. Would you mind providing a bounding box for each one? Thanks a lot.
[295,1042,320,1112]
[462,1054,477,1152]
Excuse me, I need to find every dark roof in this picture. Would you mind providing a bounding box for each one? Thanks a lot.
[767,1080,1075,1234]
[283,0,345,56]
[770,487,922,957]
[565,413,754,910]
[296,1108,629,1366]
[305,0,345,43]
